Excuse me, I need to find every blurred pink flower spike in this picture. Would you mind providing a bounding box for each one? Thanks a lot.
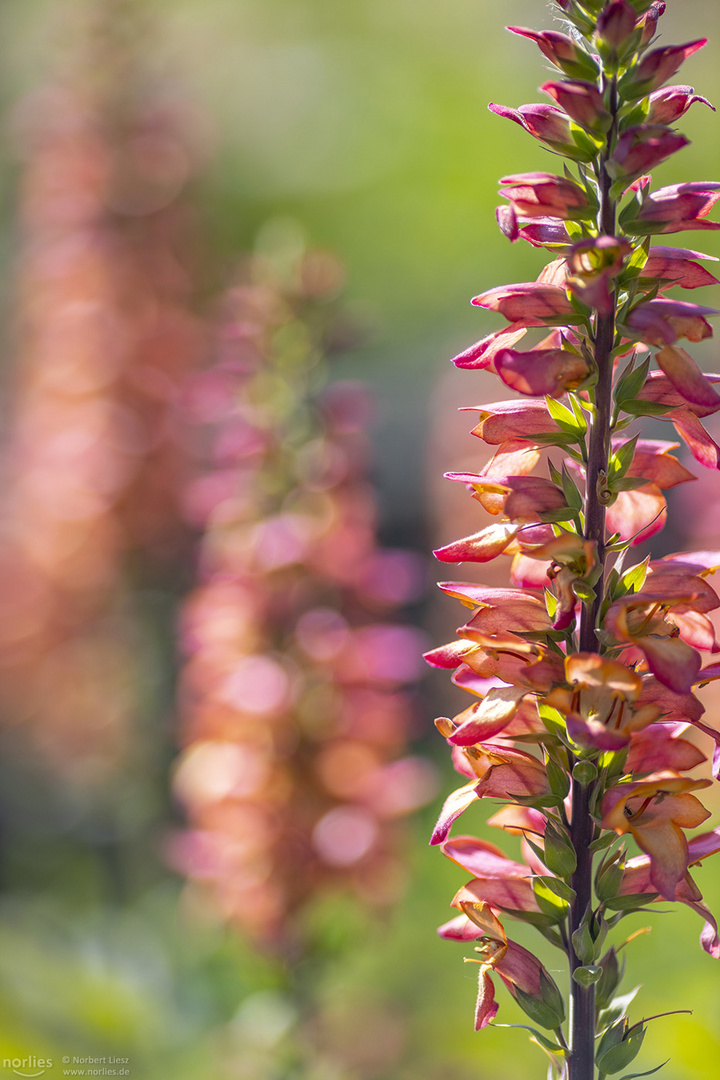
[602,775,712,899]
[647,85,715,124]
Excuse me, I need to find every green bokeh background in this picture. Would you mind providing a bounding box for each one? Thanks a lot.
[0,1,719,1077]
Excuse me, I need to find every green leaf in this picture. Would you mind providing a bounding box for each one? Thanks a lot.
[589,830,616,854]
[608,435,639,481]
[573,964,602,987]
[538,509,581,525]
[535,875,576,902]
[614,356,650,405]
[621,399,672,418]
[533,878,571,921]
[546,396,584,434]
[617,1059,669,1080]
[597,1023,646,1074]
[573,579,596,604]
[612,476,651,493]
[604,892,658,911]
[493,1024,567,1056]
[619,556,650,594]
[508,983,566,1030]
[545,758,571,801]
[561,464,584,510]
[598,986,641,1032]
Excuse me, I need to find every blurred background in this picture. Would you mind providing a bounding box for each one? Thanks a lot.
[0,1,719,1077]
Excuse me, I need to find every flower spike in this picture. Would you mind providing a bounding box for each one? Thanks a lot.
[429,0,720,1072]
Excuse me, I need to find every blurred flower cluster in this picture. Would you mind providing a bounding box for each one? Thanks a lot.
[0,6,205,782]
[171,242,436,946]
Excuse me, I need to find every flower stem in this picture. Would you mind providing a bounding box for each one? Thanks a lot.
[569,80,619,1080]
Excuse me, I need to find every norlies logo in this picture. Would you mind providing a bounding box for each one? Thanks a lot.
[3,1057,52,1078]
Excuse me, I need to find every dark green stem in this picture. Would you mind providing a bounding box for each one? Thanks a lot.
[568,77,619,1080]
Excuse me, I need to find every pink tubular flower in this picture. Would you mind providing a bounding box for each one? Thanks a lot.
[624,297,717,345]
[596,0,637,49]
[605,593,704,692]
[499,172,595,221]
[626,181,720,234]
[494,345,590,397]
[471,281,576,325]
[517,218,571,248]
[445,472,566,522]
[450,326,528,370]
[601,775,712,899]
[620,829,720,957]
[438,902,564,1030]
[640,246,720,291]
[507,26,599,80]
[542,80,612,133]
[488,102,590,159]
[433,522,520,564]
[638,1,666,47]
[656,346,720,409]
[623,39,707,99]
[608,125,689,184]
[468,398,558,444]
[647,85,715,124]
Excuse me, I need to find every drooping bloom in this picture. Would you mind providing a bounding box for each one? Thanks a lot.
[602,775,712,898]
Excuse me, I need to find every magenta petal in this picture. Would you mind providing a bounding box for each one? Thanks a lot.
[430,781,480,845]
[672,410,720,469]
[656,345,720,408]
[566,713,629,751]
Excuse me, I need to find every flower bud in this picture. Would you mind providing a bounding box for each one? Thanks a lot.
[597,0,638,49]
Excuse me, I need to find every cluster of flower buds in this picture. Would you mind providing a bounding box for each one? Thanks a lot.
[0,16,203,780]
[429,2,720,1076]
[171,248,435,947]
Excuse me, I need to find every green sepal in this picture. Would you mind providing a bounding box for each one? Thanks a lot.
[597,1022,646,1075]
[604,892,658,911]
[534,875,576,903]
[616,1060,669,1080]
[545,757,571,800]
[544,823,577,878]
[508,981,566,1031]
[595,947,624,1014]
[621,399,672,418]
[533,878,571,921]
[614,355,651,405]
[493,1024,567,1056]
